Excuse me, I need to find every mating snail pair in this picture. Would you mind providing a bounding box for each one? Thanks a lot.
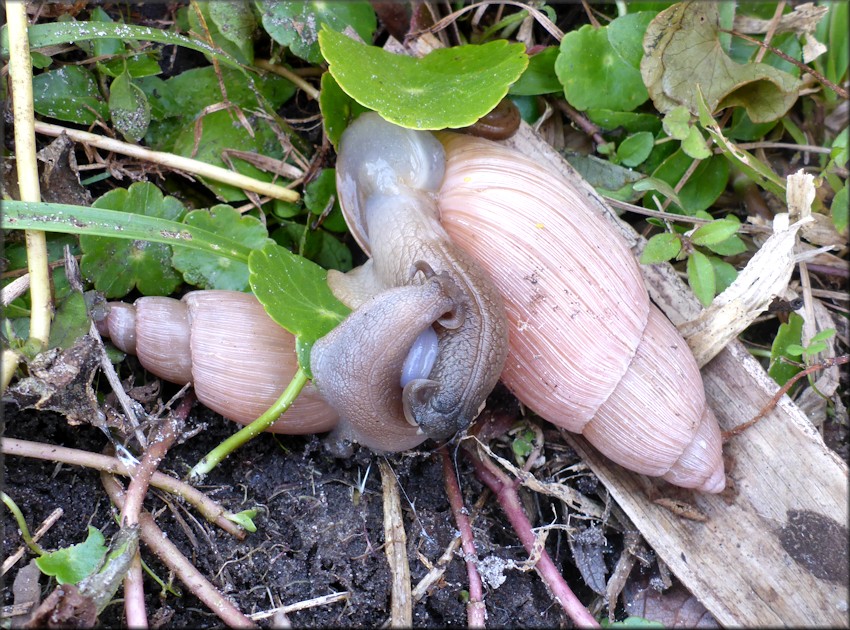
[97,113,726,493]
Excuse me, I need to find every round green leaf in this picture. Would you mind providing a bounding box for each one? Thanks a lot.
[681,125,711,159]
[509,46,562,95]
[640,232,682,264]
[607,11,658,69]
[258,0,376,64]
[617,131,655,167]
[662,106,692,140]
[687,250,716,307]
[170,109,288,201]
[319,28,528,130]
[81,183,186,298]
[555,24,648,112]
[172,205,269,291]
[35,526,107,585]
[248,241,350,373]
[319,72,369,150]
[108,70,151,142]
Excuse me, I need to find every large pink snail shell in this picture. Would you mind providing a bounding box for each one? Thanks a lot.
[436,132,725,493]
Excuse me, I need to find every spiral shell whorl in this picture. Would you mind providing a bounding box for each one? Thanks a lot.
[100,291,338,435]
[437,132,725,493]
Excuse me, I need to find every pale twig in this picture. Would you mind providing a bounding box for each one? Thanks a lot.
[1,508,63,575]
[6,0,51,377]
[379,459,413,627]
[248,592,350,621]
[33,121,300,202]
[100,473,257,628]
[118,395,193,628]
[1,438,246,539]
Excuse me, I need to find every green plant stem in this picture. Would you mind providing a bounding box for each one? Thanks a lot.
[188,368,309,482]
[255,59,320,100]
[7,1,52,356]
[33,121,300,203]
[1,491,45,556]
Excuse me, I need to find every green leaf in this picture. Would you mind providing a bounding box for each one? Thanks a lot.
[170,109,290,201]
[258,0,376,64]
[633,176,683,208]
[617,131,655,167]
[704,233,747,256]
[320,28,528,129]
[48,292,91,351]
[640,232,682,264]
[509,46,562,95]
[690,216,741,246]
[35,526,108,585]
[641,2,801,122]
[769,313,804,386]
[303,169,347,233]
[662,105,692,140]
[3,201,252,262]
[248,241,350,373]
[648,149,729,214]
[108,70,151,142]
[555,24,648,112]
[564,153,646,202]
[80,183,186,298]
[99,54,162,79]
[607,11,658,69]
[681,125,711,159]
[687,250,716,307]
[31,65,108,124]
[172,205,270,291]
[226,509,258,533]
[1,20,247,72]
[89,6,124,58]
[319,72,369,150]
[203,0,256,64]
[585,109,662,133]
[270,222,352,272]
[810,328,837,344]
[708,255,737,294]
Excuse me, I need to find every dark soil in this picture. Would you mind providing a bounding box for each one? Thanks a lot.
[2,389,601,628]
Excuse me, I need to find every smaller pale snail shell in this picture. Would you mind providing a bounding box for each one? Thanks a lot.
[97,291,338,435]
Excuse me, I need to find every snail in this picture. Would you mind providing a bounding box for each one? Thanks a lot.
[97,112,726,493]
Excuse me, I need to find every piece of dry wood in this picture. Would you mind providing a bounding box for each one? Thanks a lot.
[503,124,849,627]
